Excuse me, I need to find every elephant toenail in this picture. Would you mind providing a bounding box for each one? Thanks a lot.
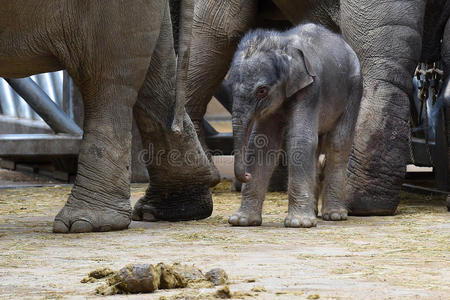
[70,220,94,233]
[331,212,340,220]
[53,220,69,233]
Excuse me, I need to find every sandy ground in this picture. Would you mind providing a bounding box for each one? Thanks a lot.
[0,169,60,187]
[0,181,449,300]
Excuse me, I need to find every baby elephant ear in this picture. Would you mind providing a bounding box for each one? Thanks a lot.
[285,47,316,98]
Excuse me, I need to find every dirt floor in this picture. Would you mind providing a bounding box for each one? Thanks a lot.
[0,169,60,187]
[0,180,449,300]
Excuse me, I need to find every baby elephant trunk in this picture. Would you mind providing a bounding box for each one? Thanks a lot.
[233,115,252,183]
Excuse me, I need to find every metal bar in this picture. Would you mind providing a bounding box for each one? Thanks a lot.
[35,73,58,104]
[49,71,64,106]
[30,75,43,120]
[11,78,33,119]
[62,71,74,119]
[0,115,51,134]
[4,78,82,135]
[0,79,17,117]
[402,183,449,195]
[34,74,56,120]
[0,133,81,156]
[409,137,436,166]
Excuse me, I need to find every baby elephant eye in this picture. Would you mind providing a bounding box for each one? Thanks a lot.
[255,86,269,100]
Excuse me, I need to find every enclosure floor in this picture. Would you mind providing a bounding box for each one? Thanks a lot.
[0,168,59,187]
[0,181,449,299]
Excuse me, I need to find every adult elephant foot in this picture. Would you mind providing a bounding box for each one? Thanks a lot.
[346,186,401,216]
[52,100,137,233]
[344,78,411,216]
[54,197,131,233]
[52,119,136,233]
[131,120,217,222]
[51,70,147,233]
[132,184,212,221]
[133,112,218,223]
[344,87,409,216]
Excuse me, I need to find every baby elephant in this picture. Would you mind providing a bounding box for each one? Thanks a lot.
[228,23,362,228]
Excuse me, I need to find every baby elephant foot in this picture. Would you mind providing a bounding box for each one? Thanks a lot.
[228,211,262,226]
[284,213,317,228]
[53,200,131,233]
[322,206,348,221]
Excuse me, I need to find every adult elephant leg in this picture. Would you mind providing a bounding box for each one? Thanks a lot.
[53,88,137,233]
[132,4,216,222]
[52,1,160,233]
[340,0,425,215]
[272,0,340,32]
[443,19,450,76]
[186,0,257,152]
[442,18,450,211]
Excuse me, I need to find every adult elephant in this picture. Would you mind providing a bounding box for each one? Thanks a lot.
[185,0,450,215]
[0,0,218,233]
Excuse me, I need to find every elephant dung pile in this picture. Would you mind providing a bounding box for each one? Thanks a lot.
[81,263,228,295]
[80,267,115,283]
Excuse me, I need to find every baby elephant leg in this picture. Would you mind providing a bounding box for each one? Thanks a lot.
[321,83,361,221]
[285,119,319,228]
[229,118,284,226]
[285,141,319,228]
[321,135,350,221]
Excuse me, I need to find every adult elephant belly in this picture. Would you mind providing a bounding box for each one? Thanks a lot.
[0,55,62,78]
[0,2,63,77]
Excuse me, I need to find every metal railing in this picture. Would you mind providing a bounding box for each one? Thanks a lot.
[0,72,81,135]
[0,71,64,121]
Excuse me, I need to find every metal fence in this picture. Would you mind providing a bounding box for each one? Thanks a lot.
[0,71,64,121]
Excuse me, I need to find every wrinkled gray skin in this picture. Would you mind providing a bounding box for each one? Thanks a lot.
[227,24,362,228]
[186,0,450,216]
[0,0,217,233]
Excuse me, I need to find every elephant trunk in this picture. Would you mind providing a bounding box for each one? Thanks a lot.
[170,0,194,134]
[233,112,252,183]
